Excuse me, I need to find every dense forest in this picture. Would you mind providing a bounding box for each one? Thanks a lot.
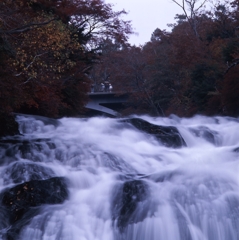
[0,0,132,135]
[1,0,239,135]
[91,0,239,117]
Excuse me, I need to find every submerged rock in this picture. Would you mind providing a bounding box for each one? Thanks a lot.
[100,152,137,174]
[189,126,220,145]
[233,147,239,152]
[123,118,186,148]
[3,161,55,185]
[0,138,56,165]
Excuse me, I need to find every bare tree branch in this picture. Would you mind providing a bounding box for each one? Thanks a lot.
[16,52,47,79]
[225,59,239,74]
[172,0,184,8]
[20,77,33,85]
[195,0,207,12]
[172,0,208,39]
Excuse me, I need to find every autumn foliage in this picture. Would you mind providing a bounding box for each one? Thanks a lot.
[1,0,239,124]
[0,0,132,120]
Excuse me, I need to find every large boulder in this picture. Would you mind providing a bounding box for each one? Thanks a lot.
[0,177,68,225]
[123,118,186,148]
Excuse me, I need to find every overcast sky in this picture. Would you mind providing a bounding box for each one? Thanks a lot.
[105,0,181,45]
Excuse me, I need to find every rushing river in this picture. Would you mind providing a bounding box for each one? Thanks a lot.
[0,114,239,240]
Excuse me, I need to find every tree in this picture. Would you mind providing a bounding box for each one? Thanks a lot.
[48,0,133,48]
[144,30,178,116]
[220,67,239,116]
[0,0,133,120]
[171,0,209,39]
[0,1,89,117]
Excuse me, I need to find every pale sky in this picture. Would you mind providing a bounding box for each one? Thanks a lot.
[105,0,181,45]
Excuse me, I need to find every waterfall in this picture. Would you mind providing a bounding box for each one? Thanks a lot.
[0,114,238,240]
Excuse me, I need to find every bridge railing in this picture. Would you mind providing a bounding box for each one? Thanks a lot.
[90,82,113,93]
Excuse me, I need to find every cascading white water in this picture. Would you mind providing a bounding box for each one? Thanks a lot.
[0,114,238,240]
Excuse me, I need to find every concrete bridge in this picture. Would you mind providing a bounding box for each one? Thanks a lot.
[85,92,128,117]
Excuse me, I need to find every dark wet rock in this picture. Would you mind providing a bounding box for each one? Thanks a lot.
[0,206,9,237]
[112,180,154,231]
[233,146,239,152]
[123,118,186,148]
[189,126,220,145]
[0,177,68,240]
[4,208,40,240]
[0,114,19,137]
[3,162,55,185]
[0,177,69,225]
